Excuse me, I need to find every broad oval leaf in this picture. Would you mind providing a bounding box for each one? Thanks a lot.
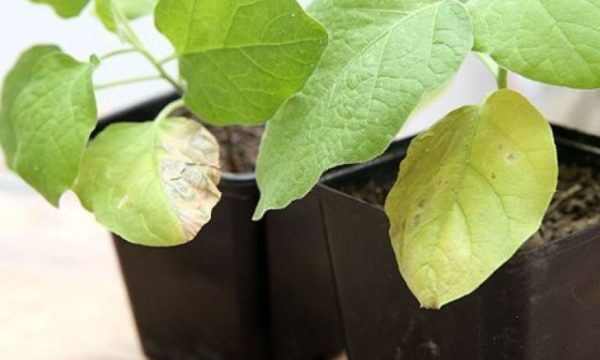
[96,0,158,32]
[385,90,558,309]
[468,0,600,89]
[253,0,473,219]
[74,117,222,247]
[155,0,328,125]
[0,45,98,205]
[30,0,90,18]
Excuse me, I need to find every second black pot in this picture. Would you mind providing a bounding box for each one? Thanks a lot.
[319,126,600,360]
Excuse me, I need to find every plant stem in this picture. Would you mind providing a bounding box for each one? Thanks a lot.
[95,75,163,90]
[99,48,137,61]
[111,4,184,94]
[497,68,508,89]
[158,54,177,65]
[475,52,509,89]
[136,48,184,93]
[475,52,499,77]
[155,99,186,122]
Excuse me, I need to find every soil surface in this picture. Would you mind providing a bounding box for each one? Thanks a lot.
[527,164,600,247]
[205,124,263,173]
[340,163,600,247]
[173,109,263,173]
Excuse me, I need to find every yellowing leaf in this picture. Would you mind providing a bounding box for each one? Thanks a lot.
[385,90,558,309]
[468,0,600,88]
[0,46,98,205]
[155,0,328,125]
[74,117,222,246]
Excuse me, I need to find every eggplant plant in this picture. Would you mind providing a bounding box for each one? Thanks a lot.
[2,0,600,309]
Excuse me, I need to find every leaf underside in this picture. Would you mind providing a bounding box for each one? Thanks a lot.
[253,0,474,219]
[74,117,222,247]
[468,0,600,88]
[30,0,91,18]
[385,90,558,309]
[0,45,97,205]
[155,0,328,125]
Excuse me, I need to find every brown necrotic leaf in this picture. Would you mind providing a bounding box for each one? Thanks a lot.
[75,117,221,246]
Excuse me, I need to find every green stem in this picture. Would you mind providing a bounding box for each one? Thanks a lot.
[158,54,178,65]
[497,68,508,89]
[95,75,163,90]
[475,52,499,78]
[111,4,184,94]
[155,99,186,122]
[99,48,138,61]
[136,48,184,93]
[475,52,509,89]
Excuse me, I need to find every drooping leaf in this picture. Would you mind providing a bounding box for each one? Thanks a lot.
[253,0,473,219]
[0,46,59,162]
[468,0,600,89]
[30,0,91,18]
[385,90,558,309]
[74,117,222,246]
[155,0,328,125]
[95,0,158,32]
[0,45,98,205]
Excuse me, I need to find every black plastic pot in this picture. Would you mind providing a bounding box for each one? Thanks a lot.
[265,190,344,360]
[113,174,268,360]
[99,95,342,360]
[99,95,268,359]
[319,126,600,360]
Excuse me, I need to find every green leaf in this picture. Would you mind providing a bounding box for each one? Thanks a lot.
[253,0,473,219]
[385,90,558,309]
[468,0,600,89]
[0,46,98,205]
[74,117,222,246]
[155,0,328,125]
[95,0,158,32]
[30,0,91,18]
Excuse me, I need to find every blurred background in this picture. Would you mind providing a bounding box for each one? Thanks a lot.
[0,1,599,359]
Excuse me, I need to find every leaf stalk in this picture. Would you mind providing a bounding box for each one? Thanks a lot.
[95,75,163,90]
[155,99,186,122]
[110,4,184,94]
[497,68,508,89]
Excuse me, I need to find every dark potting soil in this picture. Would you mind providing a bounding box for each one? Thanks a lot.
[527,164,600,247]
[172,109,263,173]
[205,124,263,173]
[339,163,600,246]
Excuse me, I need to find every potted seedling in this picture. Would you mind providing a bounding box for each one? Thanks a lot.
[0,0,340,359]
[245,0,600,359]
[4,0,600,359]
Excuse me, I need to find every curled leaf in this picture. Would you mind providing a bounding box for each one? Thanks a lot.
[0,45,98,205]
[75,117,222,246]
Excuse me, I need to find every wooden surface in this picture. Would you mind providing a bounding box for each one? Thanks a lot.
[0,159,144,360]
